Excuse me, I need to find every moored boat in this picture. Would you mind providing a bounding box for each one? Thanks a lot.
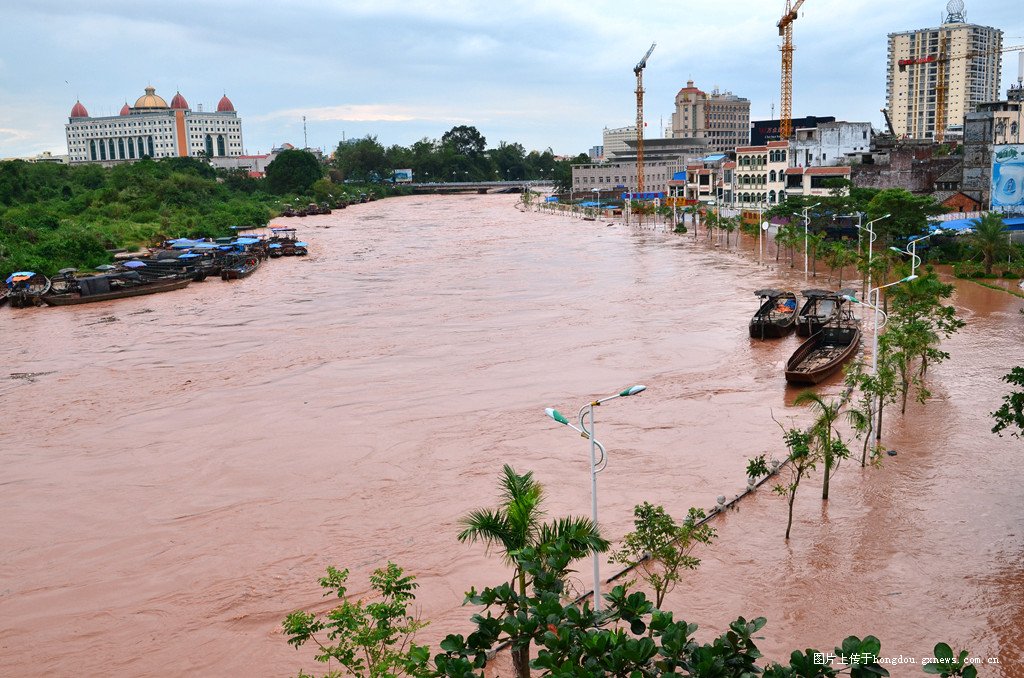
[42,273,191,306]
[220,254,260,280]
[6,272,51,308]
[796,288,855,337]
[749,289,798,339]
[784,313,862,385]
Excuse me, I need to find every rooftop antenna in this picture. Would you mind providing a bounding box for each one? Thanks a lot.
[303,116,308,149]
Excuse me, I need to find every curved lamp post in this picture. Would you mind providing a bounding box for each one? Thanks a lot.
[797,202,821,281]
[890,229,941,277]
[843,274,916,440]
[544,384,646,611]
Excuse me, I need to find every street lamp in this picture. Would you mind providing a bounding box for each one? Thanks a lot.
[797,202,821,281]
[843,274,916,440]
[592,187,600,217]
[544,384,647,611]
[890,229,941,277]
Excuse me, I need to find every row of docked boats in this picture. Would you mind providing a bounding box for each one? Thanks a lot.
[749,287,862,386]
[280,194,371,218]
[3,226,308,308]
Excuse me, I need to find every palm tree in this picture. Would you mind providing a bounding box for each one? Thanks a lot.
[970,212,1008,275]
[793,392,847,500]
[458,464,608,678]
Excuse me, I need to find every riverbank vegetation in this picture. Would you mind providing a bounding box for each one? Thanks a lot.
[0,152,395,274]
[284,464,970,677]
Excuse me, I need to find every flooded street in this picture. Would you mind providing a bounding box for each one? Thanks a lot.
[1,193,1022,676]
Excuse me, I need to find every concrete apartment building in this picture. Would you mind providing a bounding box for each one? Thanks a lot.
[790,122,873,167]
[885,2,1002,140]
[670,80,750,153]
[601,126,637,159]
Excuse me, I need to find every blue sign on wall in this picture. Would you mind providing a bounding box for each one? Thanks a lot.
[621,191,666,201]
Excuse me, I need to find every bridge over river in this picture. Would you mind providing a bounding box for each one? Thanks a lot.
[406,180,554,194]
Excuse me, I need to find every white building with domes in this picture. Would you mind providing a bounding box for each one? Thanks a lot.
[65,86,244,164]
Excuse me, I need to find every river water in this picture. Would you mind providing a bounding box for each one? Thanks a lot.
[1,194,1021,676]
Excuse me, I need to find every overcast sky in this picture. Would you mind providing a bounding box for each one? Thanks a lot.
[1,0,1022,159]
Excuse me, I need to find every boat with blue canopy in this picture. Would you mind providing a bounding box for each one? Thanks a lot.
[6,271,51,307]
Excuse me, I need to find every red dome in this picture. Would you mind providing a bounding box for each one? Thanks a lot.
[216,94,235,112]
[119,102,130,116]
[169,91,189,110]
[70,100,89,118]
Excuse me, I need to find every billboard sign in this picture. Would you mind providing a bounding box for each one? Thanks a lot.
[393,168,413,183]
[992,145,1024,215]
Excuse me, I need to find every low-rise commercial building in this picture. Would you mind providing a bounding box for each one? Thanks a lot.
[784,166,852,198]
[734,141,789,208]
[572,160,682,195]
[790,122,873,167]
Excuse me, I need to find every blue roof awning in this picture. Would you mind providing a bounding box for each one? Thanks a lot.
[930,216,1024,232]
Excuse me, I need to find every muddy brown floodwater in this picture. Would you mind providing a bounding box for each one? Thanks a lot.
[1,194,1022,677]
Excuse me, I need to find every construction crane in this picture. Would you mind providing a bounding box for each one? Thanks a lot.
[898,43,1024,142]
[634,42,656,194]
[880,108,896,136]
[777,0,807,139]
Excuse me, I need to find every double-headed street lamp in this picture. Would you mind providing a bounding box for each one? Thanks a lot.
[797,202,821,281]
[843,274,917,440]
[545,384,646,611]
[890,229,942,277]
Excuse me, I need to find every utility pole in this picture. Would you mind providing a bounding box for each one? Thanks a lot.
[303,116,308,149]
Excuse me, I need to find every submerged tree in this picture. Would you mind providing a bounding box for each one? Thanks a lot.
[282,562,430,678]
[609,502,716,609]
[793,391,850,501]
[749,422,821,540]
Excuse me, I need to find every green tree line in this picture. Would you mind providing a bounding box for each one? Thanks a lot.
[331,125,589,188]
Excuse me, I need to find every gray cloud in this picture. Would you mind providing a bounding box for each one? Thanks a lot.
[0,0,1021,158]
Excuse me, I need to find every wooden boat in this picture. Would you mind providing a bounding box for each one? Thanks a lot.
[785,313,862,385]
[221,255,260,280]
[796,288,855,337]
[749,289,798,339]
[43,274,191,306]
[6,272,51,308]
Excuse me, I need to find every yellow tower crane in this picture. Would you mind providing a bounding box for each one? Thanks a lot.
[898,43,1024,142]
[777,0,807,139]
[634,42,656,194]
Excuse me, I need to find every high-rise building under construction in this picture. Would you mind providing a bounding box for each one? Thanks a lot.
[885,0,1002,141]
